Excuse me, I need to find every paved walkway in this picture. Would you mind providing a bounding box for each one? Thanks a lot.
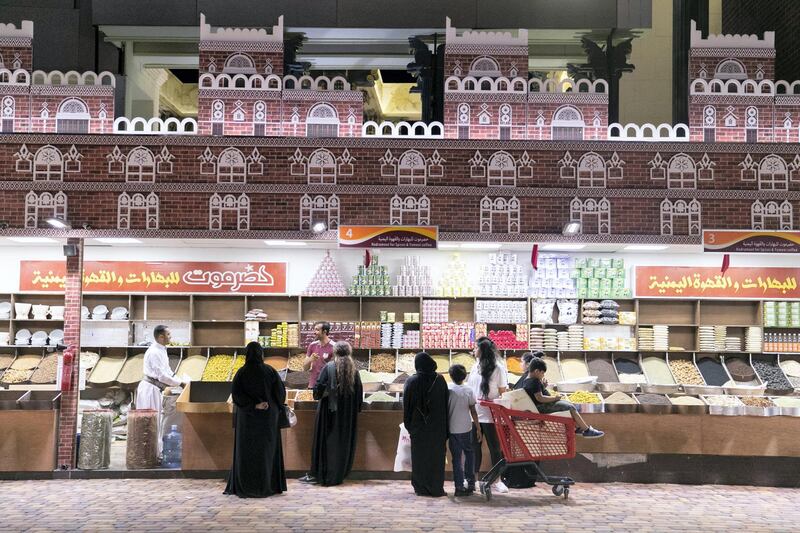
[1,479,797,532]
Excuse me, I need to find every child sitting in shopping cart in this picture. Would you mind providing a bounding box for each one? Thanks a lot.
[524,357,604,439]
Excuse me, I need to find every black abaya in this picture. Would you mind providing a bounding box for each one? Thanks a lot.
[309,363,363,486]
[403,367,448,497]
[498,374,537,488]
[224,362,287,498]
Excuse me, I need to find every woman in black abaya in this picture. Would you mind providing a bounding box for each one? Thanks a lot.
[224,342,286,498]
[403,352,448,497]
[308,341,363,486]
[503,351,538,489]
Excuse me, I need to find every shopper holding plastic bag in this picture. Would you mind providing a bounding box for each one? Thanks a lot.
[393,423,412,472]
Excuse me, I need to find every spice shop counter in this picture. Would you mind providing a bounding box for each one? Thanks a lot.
[0,391,61,472]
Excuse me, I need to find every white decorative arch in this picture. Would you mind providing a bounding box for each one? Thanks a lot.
[113,117,198,135]
[570,197,611,234]
[125,146,156,182]
[25,191,67,229]
[667,153,697,189]
[118,192,159,230]
[307,103,339,138]
[480,196,520,233]
[752,200,793,230]
[661,199,701,236]
[55,97,90,133]
[552,105,584,140]
[390,195,430,225]
[33,145,64,181]
[577,152,606,188]
[715,58,747,80]
[216,147,247,183]
[757,154,789,190]
[300,194,339,230]
[487,151,517,187]
[361,121,444,139]
[209,193,250,230]
[469,56,501,77]
[223,52,256,74]
[307,148,337,184]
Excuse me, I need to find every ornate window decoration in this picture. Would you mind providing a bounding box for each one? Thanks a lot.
[745,106,758,143]
[1,96,14,132]
[755,63,765,80]
[14,144,33,173]
[723,106,738,127]
[469,56,501,77]
[56,98,90,134]
[570,197,611,235]
[470,151,534,186]
[667,153,697,189]
[216,147,248,183]
[209,193,250,231]
[477,103,491,125]
[32,145,64,181]
[606,151,625,180]
[703,105,716,142]
[25,191,67,229]
[253,101,267,136]
[232,100,245,122]
[480,196,520,233]
[390,195,430,225]
[380,149,445,185]
[223,53,256,74]
[211,99,224,135]
[752,200,793,230]
[715,58,747,80]
[125,146,156,182]
[457,103,470,139]
[499,104,512,140]
[577,152,607,188]
[289,148,354,184]
[558,151,577,180]
[552,105,584,140]
[118,192,159,230]
[306,103,340,138]
[697,153,716,181]
[300,194,339,231]
[739,154,757,182]
[660,199,701,236]
[757,154,789,191]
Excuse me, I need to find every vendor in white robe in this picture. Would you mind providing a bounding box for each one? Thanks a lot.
[135,325,186,453]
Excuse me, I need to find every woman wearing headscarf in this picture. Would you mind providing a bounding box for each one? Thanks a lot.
[224,341,286,498]
[307,341,363,486]
[467,338,509,493]
[403,352,449,497]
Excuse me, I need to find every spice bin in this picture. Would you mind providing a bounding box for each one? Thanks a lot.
[702,395,746,416]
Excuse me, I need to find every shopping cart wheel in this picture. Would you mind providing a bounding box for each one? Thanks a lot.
[563,487,570,499]
[480,482,492,501]
[551,485,565,497]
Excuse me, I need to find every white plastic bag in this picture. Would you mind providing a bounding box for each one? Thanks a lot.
[393,423,412,472]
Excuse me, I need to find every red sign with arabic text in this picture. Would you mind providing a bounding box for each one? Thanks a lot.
[635,266,800,299]
[20,261,287,294]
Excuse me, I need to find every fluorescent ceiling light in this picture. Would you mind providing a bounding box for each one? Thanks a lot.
[540,244,586,251]
[264,240,307,246]
[7,237,58,243]
[46,218,70,229]
[94,238,142,244]
[624,244,669,251]
[437,243,460,249]
[460,242,502,250]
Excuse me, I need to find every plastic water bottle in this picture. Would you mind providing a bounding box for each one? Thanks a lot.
[162,425,182,469]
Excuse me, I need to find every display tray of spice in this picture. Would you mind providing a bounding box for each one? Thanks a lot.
[201,354,234,382]
[451,352,475,372]
[542,355,562,383]
[10,354,41,370]
[642,356,676,385]
[1,368,32,384]
[751,359,794,392]
[724,357,759,384]
[635,393,674,414]
[369,352,396,373]
[29,353,59,384]
[431,354,450,371]
[614,357,647,384]
[88,356,125,384]
[117,354,145,385]
[697,356,729,387]
[397,352,416,373]
[668,359,705,386]
[588,357,618,382]
[176,355,207,381]
[353,353,370,371]
[0,354,14,371]
[284,370,311,389]
[264,356,288,370]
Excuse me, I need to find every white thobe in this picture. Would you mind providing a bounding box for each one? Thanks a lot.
[135,342,182,453]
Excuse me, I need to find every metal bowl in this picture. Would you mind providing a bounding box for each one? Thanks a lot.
[743,405,781,417]
[574,401,605,414]
[641,383,681,395]
[683,384,722,396]
[556,380,597,393]
[723,385,766,396]
[602,401,638,414]
[597,382,639,393]
[634,395,675,414]
[778,405,800,417]
[668,396,709,415]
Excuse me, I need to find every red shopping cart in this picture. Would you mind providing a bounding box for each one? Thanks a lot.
[478,401,576,500]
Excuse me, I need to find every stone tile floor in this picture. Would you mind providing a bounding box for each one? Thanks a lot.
[1,478,797,532]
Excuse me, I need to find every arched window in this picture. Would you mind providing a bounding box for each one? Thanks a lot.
[216,147,247,183]
[487,151,517,187]
[300,194,339,230]
[570,197,611,234]
[480,196,520,233]
[667,153,697,189]
[577,152,606,188]
[552,105,584,140]
[715,58,747,80]
[307,148,337,184]
[126,146,156,182]
[469,56,501,77]
[390,195,430,225]
[661,199,702,236]
[209,193,250,230]
[457,103,470,139]
[118,192,159,230]
[752,200,793,230]
[33,145,64,181]
[56,98,90,133]
[306,103,339,138]
[758,155,788,191]
[398,150,427,186]
[223,53,256,74]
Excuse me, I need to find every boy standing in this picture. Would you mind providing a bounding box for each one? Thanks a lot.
[447,364,482,496]
[524,357,605,439]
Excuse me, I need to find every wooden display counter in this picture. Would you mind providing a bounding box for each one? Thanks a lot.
[177,406,800,472]
[0,391,60,472]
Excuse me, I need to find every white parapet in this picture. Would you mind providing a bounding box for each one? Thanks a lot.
[607,123,690,142]
[113,117,198,135]
[362,121,444,139]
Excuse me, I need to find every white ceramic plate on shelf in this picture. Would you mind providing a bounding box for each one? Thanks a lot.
[49,329,64,342]
[31,330,48,346]
[111,307,129,319]
[81,306,90,319]
[0,301,11,314]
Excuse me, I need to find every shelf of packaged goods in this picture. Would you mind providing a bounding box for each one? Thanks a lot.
[12,319,65,322]
[192,320,246,323]
[637,323,698,327]
[81,320,130,323]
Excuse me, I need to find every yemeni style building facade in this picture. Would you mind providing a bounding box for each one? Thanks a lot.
[1,15,799,244]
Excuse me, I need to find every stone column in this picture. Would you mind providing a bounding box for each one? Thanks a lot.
[56,238,83,470]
